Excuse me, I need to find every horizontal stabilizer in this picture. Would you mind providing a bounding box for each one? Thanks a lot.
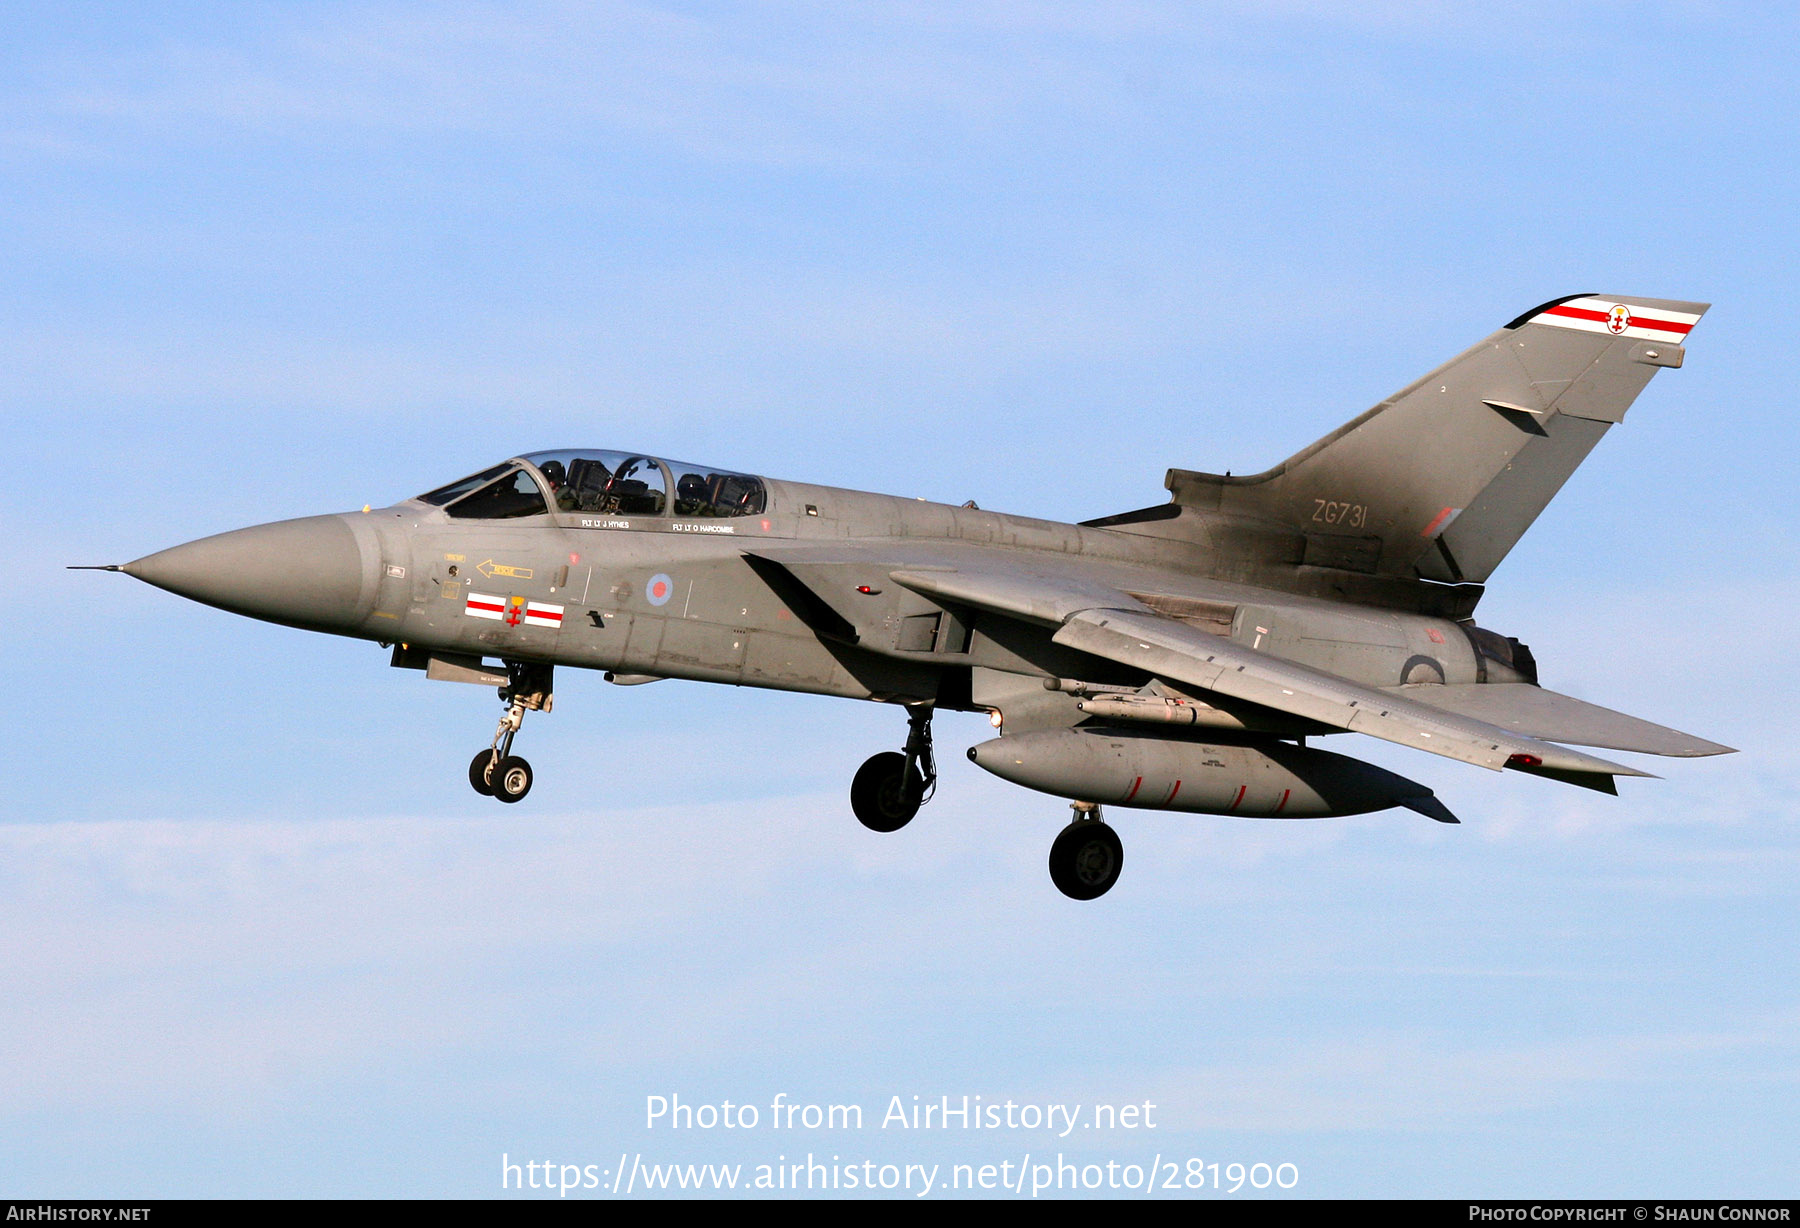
[1506,762,1626,794]
[1384,682,1733,758]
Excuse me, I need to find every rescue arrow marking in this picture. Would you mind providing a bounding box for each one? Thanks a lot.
[477,559,534,580]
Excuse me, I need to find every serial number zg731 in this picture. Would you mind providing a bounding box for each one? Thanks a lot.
[1310,498,1369,529]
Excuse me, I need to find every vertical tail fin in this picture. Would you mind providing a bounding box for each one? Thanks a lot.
[1166,294,1708,584]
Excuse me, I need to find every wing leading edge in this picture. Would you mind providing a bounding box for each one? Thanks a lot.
[890,567,1657,790]
[1053,608,1647,787]
[1381,682,1733,759]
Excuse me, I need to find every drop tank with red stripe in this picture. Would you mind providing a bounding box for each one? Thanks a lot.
[968,727,1443,819]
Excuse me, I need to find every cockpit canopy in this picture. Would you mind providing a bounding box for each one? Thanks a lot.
[415,451,767,520]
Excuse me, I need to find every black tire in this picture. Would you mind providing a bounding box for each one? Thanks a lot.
[850,751,922,832]
[1048,821,1123,900]
[492,755,533,804]
[469,750,497,796]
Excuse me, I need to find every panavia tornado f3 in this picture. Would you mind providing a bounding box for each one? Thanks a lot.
[86,293,1733,899]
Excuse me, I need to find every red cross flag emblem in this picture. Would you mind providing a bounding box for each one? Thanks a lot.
[1606,304,1632,334]
[464,593,564,628]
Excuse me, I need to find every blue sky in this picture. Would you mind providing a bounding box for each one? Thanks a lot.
[4,1,1796,1198]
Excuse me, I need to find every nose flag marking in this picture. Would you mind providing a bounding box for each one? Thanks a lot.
[466,593,564,628]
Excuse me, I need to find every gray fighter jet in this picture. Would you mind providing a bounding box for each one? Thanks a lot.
[85,293,1732,898]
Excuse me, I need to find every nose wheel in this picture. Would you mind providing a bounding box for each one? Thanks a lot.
[1048,804,1123,900]
[467,662,551,804]
[469,750,499,796]
[489,755,533,803]
[851,704,937,832]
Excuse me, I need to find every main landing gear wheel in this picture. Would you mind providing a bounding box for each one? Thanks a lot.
[850,705,938,833]
[1049,810,1123,900]
[469,751,497,796]
[491,755,533,804]
[851,752,924,832]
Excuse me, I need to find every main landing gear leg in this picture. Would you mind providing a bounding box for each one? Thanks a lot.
[468,662,553,804]
[1048,802,1123,900]
[850,703,937,832]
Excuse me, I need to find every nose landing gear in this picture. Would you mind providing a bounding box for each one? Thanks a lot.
[850,704,937,832]
[468,663,552,804]
[1048,802,1122,900]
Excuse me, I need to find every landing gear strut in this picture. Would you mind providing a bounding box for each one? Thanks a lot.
[469,662,552,804]
[850,704,937,832]
[1048,803,1123,900]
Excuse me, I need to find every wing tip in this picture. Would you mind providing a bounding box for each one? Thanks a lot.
[1671,740,1737,758]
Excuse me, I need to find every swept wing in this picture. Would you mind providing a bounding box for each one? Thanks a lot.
[890,566,1654,789]
[1381,682,1732,758]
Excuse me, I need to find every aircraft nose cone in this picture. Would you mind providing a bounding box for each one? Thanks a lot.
[123,514,376,632]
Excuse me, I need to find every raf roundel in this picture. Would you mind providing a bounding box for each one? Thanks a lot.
[645,573,674,607]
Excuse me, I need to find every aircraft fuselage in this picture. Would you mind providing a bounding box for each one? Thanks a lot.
[218,472,1500,721]
[100,291,1732,899]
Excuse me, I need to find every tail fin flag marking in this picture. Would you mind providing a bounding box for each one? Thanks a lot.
[1528,296,1701,343]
